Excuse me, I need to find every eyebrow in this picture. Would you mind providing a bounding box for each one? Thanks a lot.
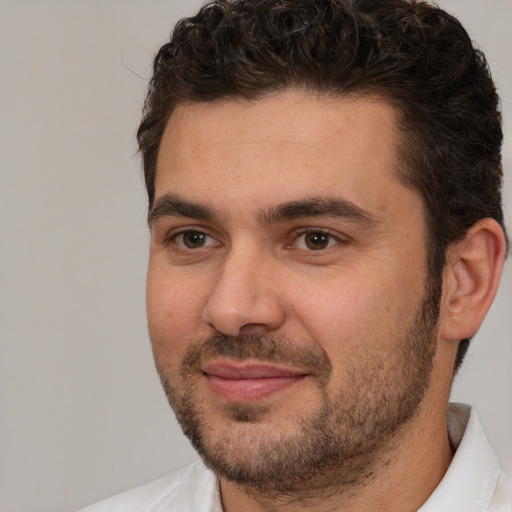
[261,197,380,228]
[148,194,380,229]
[148,194,218,226]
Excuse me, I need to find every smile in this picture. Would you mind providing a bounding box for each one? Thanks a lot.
[202,361,307,402]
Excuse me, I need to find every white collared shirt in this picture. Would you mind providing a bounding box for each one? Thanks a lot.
[79,403,511,511]
[419,403,511,511]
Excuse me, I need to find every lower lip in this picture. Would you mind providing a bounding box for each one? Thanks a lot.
[205,375,305,402]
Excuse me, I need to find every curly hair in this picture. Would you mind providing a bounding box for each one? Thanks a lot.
[137,0,506,370]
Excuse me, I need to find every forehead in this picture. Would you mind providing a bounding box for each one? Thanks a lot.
[155,90,419,224]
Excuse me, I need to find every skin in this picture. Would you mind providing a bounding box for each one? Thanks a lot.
[146,90,505,511]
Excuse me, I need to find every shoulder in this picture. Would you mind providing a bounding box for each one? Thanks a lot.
[77,460,219,512]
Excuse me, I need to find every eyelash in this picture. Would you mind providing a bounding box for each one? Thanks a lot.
[290,229,344,251]
[163,229,218,250]
[162,227,345,252]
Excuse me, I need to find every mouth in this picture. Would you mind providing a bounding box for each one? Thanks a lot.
[201,360,308,402]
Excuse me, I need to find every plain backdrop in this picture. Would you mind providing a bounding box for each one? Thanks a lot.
[0,1,510,510]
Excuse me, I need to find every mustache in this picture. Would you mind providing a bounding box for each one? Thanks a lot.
[181,333,332,380]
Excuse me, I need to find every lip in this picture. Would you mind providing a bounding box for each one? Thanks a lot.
[202,361,307,402]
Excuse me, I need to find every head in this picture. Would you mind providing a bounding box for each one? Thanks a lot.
[140,0,507,501]
[138,0,506,373]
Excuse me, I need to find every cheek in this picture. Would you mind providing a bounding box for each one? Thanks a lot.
[291,269,417,360]
[146,263,208,361]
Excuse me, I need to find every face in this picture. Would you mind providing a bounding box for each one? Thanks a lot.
[147,91,439,495]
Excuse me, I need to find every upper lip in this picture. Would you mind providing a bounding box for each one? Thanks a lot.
[202,360,308,379]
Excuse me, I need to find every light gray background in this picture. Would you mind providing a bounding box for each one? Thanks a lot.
[0,1,510,510]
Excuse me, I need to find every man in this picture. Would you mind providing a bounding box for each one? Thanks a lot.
[81,0,510,510]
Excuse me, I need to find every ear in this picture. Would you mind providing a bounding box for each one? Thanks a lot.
[440,218,507,341]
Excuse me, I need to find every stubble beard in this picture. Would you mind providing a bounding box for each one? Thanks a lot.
[153,282,440,500]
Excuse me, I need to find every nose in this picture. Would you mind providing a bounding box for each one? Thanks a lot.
[201,247,285,336]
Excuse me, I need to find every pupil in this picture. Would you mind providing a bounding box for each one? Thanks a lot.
[306,232,329,250]
[184,232,205,248]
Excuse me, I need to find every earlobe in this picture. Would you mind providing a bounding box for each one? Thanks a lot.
[440,218,507,341]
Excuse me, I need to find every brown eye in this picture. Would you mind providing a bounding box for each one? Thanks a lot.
[304,232,331,250]
[183,232,206,248]
[175,231,214,249]
[293,230,340,251]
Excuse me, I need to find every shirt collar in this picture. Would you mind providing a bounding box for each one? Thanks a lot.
[419,403,501,511]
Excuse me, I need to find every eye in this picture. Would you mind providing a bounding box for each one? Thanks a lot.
[172,230,218,249]
[294,230,339,251]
